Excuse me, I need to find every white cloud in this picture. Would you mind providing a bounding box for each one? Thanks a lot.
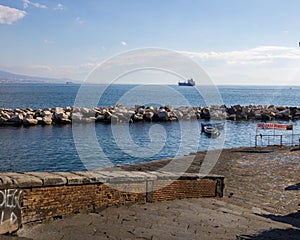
[181,46,300,65]
[22,0,47,9]
[3,46,300,85]
[75,16,85,25]
[121,41,127,46]
[44,39,55,45]
[0,5,26,24]
[181,46,300,85]
[54,3,64,10]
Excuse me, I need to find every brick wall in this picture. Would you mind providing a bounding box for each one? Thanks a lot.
[21,183,147,224]
[152,179,217,202]
[0,171,224,233]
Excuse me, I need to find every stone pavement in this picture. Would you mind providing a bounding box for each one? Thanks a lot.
[13,198,300,240]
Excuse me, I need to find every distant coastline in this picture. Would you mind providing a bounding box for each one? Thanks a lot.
[0,69,76,84]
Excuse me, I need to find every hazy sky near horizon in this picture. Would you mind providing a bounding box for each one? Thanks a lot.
[1,0,300,85]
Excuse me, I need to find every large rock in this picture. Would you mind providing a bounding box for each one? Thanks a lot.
[157,109,168,120]
[41,110,52,117]
[103,111,112,119]
[145,111,154,121]
[228,114,237,121]
[133,113,144,121]
[72,112,83,121]
[42,116,52,125]
[173,110,183,120]
[53,107,64,115]
[23,118,38,126]
[6,114,23,126]
[95,114,105,122]
[1,112,11,120]
[137,107,145,115]
[201,108,210,120]
[79,107,95,117]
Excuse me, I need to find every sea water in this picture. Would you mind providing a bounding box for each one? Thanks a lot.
[0,83,299,172]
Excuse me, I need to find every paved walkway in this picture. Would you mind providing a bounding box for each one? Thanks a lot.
[14,198,300,240]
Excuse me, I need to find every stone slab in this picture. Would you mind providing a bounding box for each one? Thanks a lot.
[0,175,14,187]
[25,172,67,186]
[0,173,43,188]
[73,171,109,183]
[147,171,183,180]
[54,172,92,185]
[93,171,145,183]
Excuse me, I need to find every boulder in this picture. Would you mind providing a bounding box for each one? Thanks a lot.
[6,114,23,126]
[23,118,38,126]
[80,108,95,117]
[276,106,286,111]
[201,108,210,120]
[157,109,169,120]
[1,112,11,120]
[65,106,72,112]
[95,114,105,122]
[145,111,154,121]
[42,116,52,125]
[137,107,145,115]
[56,112,69,121]
[53,107,64,115]
[72,112,83,121]
[277,109,291,120]
[228,114,237,121]
[103,111,112,120]
[14,108,23,114]
[59,118,72,124]
[173,110,183,120]
[41,110,52,117]
[255,113,262,120]
[134,114,144,121]
[114,113,128,123]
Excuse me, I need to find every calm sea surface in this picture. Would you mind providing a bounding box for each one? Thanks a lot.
[0,83,300,172]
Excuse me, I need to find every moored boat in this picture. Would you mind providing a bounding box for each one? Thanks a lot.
[201,122,224,132]
[201,122,223,137]
[203,125,220,137]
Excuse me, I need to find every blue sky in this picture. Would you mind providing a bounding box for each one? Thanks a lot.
[1,0,300,85]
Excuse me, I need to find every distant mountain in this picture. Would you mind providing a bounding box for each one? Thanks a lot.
[0,70,75,83]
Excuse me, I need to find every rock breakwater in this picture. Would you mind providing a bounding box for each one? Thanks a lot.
[0,105,299,127]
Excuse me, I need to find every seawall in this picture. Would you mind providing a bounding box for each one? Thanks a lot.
[1,104,300,127]
[0,170,224,234]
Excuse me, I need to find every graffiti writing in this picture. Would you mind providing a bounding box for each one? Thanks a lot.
[0,189,22,226]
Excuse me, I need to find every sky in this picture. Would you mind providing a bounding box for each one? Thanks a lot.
[1,0,300,85]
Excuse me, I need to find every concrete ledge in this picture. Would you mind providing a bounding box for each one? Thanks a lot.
[25,172,67,186]
[0,171,224,189]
